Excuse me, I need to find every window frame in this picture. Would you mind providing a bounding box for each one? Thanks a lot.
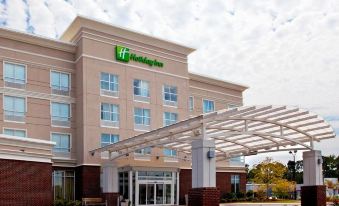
[231,174,240,193]
[3,95,27,123]
[189,96,194,112]
[100,72,119,93]
[163,112,178,127]
[100,103,120,123]
[202,99,215,113]
[134,107,151,126]
[228,104,239,109]
[100,133,119,147]
[133,79,150,98]
[3,61,27,87]
[163,85,178,106]
[52,170,75,201]
[134,147,152,155]
[51,132,72,153]
[3,127,27,138]
[51,102,71,127]
[50,70,71,96]
[163,148,177,157]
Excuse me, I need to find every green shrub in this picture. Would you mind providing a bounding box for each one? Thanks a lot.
[54,199,81,206]
[246,190,254,198]
[236,192,245,199]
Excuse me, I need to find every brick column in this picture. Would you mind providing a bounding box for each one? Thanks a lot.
[301,186,326,206]
[189,137,219,206]
[102,192,120,206]
[188,187,220,206]
[75,165,101,200]
[101,162,120,206]
[302,150,325,206]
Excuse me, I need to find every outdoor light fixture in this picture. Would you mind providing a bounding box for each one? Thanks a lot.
[207,150,215,159]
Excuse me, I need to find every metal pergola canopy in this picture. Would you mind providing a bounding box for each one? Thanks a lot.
[91,105,336,162]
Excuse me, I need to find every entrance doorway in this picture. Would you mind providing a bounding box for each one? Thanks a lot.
[138,182,172,205]
[136,171,177,206]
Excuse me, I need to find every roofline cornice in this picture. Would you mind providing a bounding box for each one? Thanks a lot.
[60,15,195,55]
[189,72,249,91]
[0,26,76,53]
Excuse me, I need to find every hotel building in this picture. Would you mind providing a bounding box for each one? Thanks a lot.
[0,16,248,205]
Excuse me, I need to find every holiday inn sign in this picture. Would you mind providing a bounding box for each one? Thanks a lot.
[115,45,164,68]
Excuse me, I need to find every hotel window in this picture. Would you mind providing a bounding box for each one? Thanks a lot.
[135,147,151,155]
[228,104,238,109]
[203,99,215,113]
[119,172,129,200]
[163,148,177,157]
[51,102,71,127]
[163,85,178,106]
[51,133,70,153]
[231,174,240,193]
[189,96,194,111]
[100,72,119,97]
[4,62,26,89]
[163,112,178,126]
[53,170,75,201]
[4,128,26,138]
[101,103,119,127]
[101,133,119,147]
[51,71,70,96]
[133,79,150,102]
[4,96,26,122]
[134,108,150,130]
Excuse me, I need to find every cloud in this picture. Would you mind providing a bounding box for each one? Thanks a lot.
[4,0,27,31]
[0,0,338,164]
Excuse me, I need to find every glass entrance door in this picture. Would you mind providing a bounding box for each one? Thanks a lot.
[139,182,171,205]
[135,171,178,206]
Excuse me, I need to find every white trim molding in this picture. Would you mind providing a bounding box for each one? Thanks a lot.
[0,87,75,104]
[0,134,55,163]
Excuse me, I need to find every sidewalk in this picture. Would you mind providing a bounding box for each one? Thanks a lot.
[220,203,300,206]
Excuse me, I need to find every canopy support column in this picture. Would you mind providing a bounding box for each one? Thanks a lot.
[301,150,326,206]
[102,162,120,206]
[189,136,219,206]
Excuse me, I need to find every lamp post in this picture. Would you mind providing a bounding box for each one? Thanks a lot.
[289,150,297,200]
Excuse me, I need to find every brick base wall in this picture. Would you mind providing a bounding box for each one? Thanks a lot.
[179,169,192,205]
[216,172,246,195]
[0,159,52,206]
[188,187,220,206]
[102,192,119,206]
[75,165,101,200]
[179,169,246,204]
[301,185,326,206]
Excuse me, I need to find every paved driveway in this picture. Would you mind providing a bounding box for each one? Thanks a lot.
[220,203,333,206]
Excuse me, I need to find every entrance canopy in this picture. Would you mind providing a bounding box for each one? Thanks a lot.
[91,105,336,162]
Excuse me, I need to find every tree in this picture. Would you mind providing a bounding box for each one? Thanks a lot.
[286,160,303,184]
[272,179,295,199]
[251,157,287,198]
[323,155,339,178]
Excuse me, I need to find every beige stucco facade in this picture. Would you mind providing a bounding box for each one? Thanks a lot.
[0,16,247,169]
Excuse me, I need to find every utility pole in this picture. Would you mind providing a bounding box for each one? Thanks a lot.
[289,150,297,200]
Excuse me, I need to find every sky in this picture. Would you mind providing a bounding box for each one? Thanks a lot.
[0,0,338,166]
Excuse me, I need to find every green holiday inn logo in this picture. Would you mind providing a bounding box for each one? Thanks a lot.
[115,45,130,62]
[115,45,164,68]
